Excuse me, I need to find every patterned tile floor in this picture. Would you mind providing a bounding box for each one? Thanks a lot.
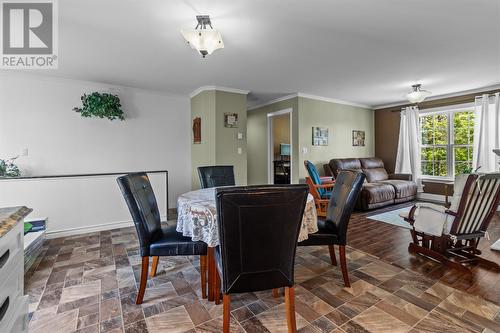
[26,224,500,333]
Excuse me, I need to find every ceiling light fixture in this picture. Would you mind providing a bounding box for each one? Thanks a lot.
[406,84,432,104]
[181,15,224,58]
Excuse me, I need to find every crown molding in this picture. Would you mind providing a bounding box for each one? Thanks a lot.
[374,83,500,110]
[189,86,250,98]
[247,93,299,111]
[248,92,372,111]
[296,93,372,109]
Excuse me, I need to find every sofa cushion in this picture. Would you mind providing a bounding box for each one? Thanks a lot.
[361,183,395,204]
[329,158,361,177]
[363,168,389,182]
[380,179,417,199]
[360,158,385,169]
[359,158,388,182]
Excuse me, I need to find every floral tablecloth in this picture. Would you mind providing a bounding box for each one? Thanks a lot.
[177,187,318,247]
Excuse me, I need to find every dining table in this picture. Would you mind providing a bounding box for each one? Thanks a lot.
[176,187,318,302]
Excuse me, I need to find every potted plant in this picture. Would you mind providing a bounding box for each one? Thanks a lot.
[73,92,125,121]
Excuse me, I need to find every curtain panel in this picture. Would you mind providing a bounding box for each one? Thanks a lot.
[395,106,423,192]
[473,93,500,172]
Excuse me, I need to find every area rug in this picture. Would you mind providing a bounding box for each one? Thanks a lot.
[367,206,412,229]
[491,238,500,251]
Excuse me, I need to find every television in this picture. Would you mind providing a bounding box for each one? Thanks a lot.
[280,143,291,156]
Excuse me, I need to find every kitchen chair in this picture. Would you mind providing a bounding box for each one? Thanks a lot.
[304,160,335,217]
[198,165,235,188]
[214,185,309,333]
[299,170,365,287]
[117,172,207,304]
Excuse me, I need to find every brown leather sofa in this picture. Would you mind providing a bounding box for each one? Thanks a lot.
[326,158,417,210]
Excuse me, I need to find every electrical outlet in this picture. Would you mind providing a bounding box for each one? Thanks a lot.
[20,148,28,156]
[237,132,243,140]
[302,147,308,154]
[237,147,242,155]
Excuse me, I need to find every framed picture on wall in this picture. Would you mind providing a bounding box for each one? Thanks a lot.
[352,130,365,146]
[193,117,201,144]
[224,113,238,128]
[312,127,329,146]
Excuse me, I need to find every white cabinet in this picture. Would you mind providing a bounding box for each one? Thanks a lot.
[0,219,28,333]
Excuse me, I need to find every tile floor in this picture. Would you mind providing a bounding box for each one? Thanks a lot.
[25,224,500,333]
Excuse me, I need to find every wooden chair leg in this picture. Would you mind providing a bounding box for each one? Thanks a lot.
[150,256,159,278]
[285,286,297,333]
[339,245,350,288]
[272,288,280,298]
[207,248,215,301]
[136,256,149,304]
[200,255,207,299]
[328,245,337,266]
[223,294,231,333]
[215,270,221,305]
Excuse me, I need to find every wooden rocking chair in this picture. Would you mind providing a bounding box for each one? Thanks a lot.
[404,173,500,272]
[304,160,335,218]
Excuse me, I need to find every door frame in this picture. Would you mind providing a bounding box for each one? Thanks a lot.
[267,108,293,184]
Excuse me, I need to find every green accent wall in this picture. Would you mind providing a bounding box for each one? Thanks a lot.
[297,97,374,179]
[247,96,374,184]
[191,90,247,189]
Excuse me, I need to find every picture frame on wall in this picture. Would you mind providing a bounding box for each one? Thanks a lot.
[193,117,201,144]
[352,130,365,146]
[312,127,329,146]
[224,113,238,128]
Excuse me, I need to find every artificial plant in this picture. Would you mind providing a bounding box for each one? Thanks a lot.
[0,156,21,177]
[73,92,124,121]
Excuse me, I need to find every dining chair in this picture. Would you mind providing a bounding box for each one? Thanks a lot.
[198,165,235,188]
[214,185,309,333]
[117,172,208,304]
[299,170,365,287]
[304,160,335,218]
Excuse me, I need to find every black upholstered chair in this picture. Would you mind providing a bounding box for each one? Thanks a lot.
[214,185,309,333]
[117,173,208,304]
[198,165,235,188]
[298,170,365,287]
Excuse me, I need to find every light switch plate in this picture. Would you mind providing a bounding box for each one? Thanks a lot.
[302,147,308,154]
[237,147,242,155]
[237,132,243,140]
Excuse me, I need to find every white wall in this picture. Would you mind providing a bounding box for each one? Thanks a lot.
[0,73,191,237]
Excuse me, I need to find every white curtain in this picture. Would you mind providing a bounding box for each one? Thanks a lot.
[395,106,423,191]
[473,93,500,172]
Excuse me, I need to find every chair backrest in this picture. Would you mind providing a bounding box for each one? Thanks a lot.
[215,184,309,294]
[117,173,161,256]
[198,166,235,188]
[450,173,500,236]
[326,170,366,244]
[304,160,326,197]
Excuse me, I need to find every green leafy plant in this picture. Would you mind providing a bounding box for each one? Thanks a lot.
[73,92,124,121]
[0,157,21,177]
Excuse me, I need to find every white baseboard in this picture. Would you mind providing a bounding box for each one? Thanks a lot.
[45,215,167,239]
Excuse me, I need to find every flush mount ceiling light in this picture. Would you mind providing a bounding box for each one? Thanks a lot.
[181,15,224,58]
[406,84,432,103]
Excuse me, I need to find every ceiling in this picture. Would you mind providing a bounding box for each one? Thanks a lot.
[10,0,500,108]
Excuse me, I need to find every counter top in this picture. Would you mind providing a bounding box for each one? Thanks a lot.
[0,206,32,238]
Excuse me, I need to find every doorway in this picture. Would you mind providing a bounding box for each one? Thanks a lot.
[267,108,292,184]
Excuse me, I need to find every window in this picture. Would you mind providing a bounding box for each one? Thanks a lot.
[420,108,474,178]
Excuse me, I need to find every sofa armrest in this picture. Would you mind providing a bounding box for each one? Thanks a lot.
[323,164,334,177]
[389,173,412,181]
